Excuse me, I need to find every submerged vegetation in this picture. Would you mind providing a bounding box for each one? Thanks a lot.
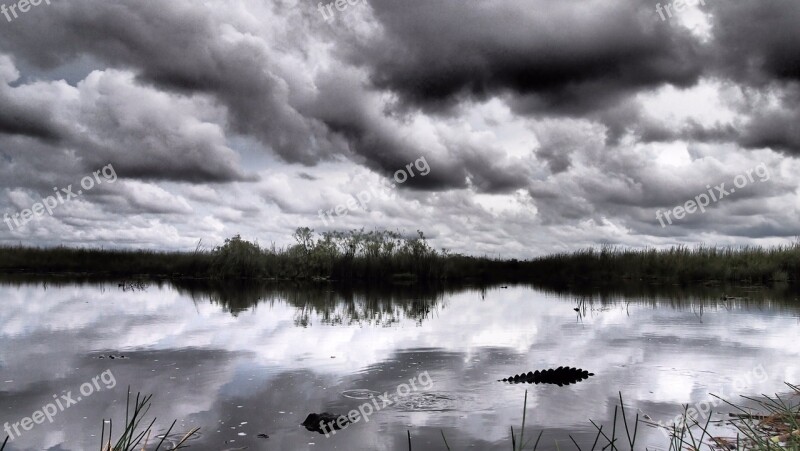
[0,228,799,284]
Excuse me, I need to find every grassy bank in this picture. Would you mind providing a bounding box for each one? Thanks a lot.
[0,228,529,282]
[0,228,798,284]
[528,244,800,286]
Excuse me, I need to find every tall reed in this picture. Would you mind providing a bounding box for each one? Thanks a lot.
[438,385,799,450]
[99,388,199,451]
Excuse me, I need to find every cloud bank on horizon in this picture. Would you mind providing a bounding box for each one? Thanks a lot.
[0,0,798,257]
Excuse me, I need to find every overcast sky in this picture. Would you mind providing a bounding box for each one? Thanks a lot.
[0,0,798,257]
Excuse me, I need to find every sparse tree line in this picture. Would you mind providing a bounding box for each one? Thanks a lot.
[209,228,475,280]
[0,230,798,285]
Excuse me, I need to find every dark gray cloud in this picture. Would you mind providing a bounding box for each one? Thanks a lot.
[339,0,800,158]
[0,0,531,193]
[735,86,800,155]
[348,0,704,116]
[308,71,533,192]
[0,0,798,254]
[0,101,60,141]
[708,0,800,84]
[0,0,323,164]
[0,69,252,185]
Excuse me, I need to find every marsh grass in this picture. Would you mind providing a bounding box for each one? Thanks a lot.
[510,391,544,450]
[5,384,795,450]
[0,229,529,282]
[529,243,800,286]
[573,386,799,450]
[701,383,800,450]
[0,390,197,451]
[431,385,799,451]
[0,245,213,277]
[99,388,199,451]
[2,229,799,284]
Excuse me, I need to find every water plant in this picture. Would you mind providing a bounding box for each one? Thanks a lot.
[511,390,544,450]
[567,386,799,450]
[432,385,799,450]
[99,388,199,451]
[697,382,800,450]
[0,390,196,451]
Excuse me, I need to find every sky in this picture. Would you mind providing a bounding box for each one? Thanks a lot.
[0,0,798,257]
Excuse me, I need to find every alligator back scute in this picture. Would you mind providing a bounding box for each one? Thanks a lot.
[500,367,594,386]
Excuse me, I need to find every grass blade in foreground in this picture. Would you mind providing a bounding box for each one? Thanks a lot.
[99,388,199,451]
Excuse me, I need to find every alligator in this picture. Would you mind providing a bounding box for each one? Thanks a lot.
[499,367,594,386]
[301,412,348,434]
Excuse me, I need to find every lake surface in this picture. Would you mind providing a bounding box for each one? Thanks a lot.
[1,278,798,450]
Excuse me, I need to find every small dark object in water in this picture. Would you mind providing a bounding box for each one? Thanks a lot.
[573,307,580,312]
[500,286,508,288]
[302,412,347,434]
[118,280,149,292]
[257,433,269,439]
[500,367,594,386]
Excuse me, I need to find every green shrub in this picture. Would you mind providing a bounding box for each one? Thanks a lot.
[210,235,264,279]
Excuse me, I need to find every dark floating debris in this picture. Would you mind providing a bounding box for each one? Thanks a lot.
[574,296,590,312]
[257,433,269,439]
[499,367,594,386]
[118,280,149,291]
[301,412,347,434]
[341,389,381,400]
[97,354,128,360]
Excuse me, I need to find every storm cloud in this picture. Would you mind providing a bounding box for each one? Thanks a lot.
[0,0,798,255]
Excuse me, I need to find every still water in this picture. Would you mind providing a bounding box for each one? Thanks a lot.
[0,278,798,450]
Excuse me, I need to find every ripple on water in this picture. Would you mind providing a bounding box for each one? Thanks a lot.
[154,430,203,448]
[341,389,382,400]
[393,392,462,412]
